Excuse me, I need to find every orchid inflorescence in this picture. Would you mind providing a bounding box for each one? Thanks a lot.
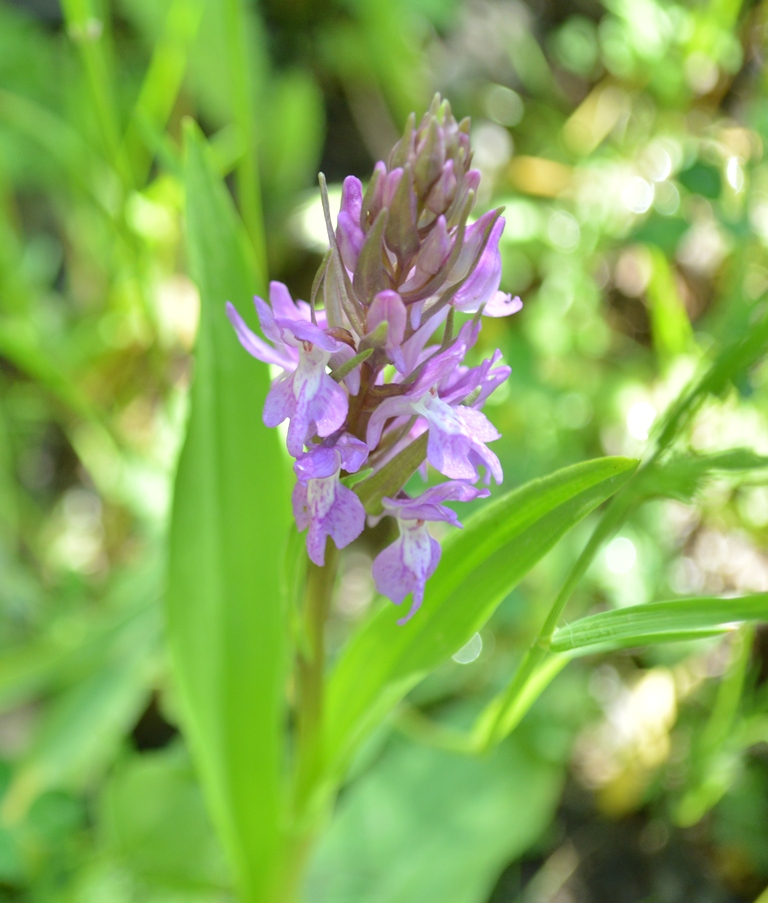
[227,96,521,623]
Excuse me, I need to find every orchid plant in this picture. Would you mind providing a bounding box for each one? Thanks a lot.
[167,98,768,903]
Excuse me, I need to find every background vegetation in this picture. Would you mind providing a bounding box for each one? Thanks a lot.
[1,0,768,900]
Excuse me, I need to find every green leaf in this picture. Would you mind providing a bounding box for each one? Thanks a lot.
[634,449,768,502]
[2,605,160,822]
[325,456,637,775]
[308,733,562,903]
[645,245,693,362]
[550,594,768,655]
[102,745,230,892]
[167,121,290,903]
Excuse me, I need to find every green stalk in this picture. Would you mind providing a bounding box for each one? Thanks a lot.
[279,542,340,902]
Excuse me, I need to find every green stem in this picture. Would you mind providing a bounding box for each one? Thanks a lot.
[293,541,339,816]
[277,542,340,903]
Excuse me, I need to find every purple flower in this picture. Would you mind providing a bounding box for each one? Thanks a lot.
[366,290,407,371]
[451,216,523,318]
[440,349,511,409]
[292,435,369,566]
[372,482,489,623]
[366,324,504,485]
[226,282,349,456]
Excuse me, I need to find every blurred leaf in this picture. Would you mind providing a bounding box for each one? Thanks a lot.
[325,457,637,775]
[678,161,722,199]
[2,604,161,821]
[261,70,325,206]
[308,733,562,903]
[167,121,290,903]
[635,449,768,502]
[102,746,230,891]
[652,307,768,455]
[632,215,689,254]
[550,594,768,654]
[645,246,693,361]
[0,560,161,711]
[122,0,206,186]
[0,392,18,540]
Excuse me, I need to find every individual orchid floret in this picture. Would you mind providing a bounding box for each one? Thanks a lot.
[367,324,504,485]
[292,434,369,566]
[371,482,490,623]
[451,216,523,318]
[227,283,350,457]
[440,349,511,409]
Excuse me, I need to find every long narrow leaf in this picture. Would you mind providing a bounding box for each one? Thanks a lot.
[551,594,768,654]
[167,121,290,903]
[324,456,637,775]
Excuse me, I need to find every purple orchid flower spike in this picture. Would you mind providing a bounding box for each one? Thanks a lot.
[372,481,489,623]
[228,95,523,622]
[292,434,369,566]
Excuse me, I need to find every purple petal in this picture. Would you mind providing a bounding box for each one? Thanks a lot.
[484,292,523,318]
[255,295,283,345]
[263,373,295,428]
[292,481,310,531]
[448,210,499,284]
[441,350,510,408]
[336,177,365,271]
[269,281,299,320]
[329,344,361,395]
[323,483,366,551]
[281,318,341,352]
[335,433,369,474]
[365,394,415,450]
[225,302,295,369]
[294,446,339,482]
[372,525,441,622]
[382,480,490,525]
[457,405,500,442]
[368,290,407,347]
[307,373,348,438]
[306,518,328,566]
[452,217,505,313]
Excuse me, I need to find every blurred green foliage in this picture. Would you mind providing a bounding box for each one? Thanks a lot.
[1,0,768,900]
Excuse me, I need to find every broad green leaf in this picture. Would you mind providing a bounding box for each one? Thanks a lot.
[550,594,768,654]
[325,456,637,775]
[307,733,562,903]
[166,121,289,903]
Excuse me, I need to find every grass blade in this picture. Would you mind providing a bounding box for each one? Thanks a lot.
[550,594,768,654]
